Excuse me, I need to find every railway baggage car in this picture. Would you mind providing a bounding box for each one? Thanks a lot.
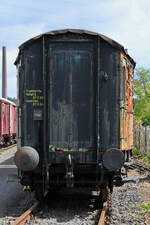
[0,98,16,145]
[14,29,135,201]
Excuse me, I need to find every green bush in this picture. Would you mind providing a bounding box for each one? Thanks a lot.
[133,146,140,156]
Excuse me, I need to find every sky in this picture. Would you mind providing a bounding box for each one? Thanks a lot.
[0,0,150,97]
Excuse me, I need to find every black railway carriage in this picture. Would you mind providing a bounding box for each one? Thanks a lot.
[14,29,135,200]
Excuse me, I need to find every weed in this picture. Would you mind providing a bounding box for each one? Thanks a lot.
[132,203,136,208]
[141,203,150,213]
[133,146,141,156]
[143,152,150,163]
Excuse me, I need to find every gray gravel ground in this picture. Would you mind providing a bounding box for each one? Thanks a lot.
[111,183,147,225]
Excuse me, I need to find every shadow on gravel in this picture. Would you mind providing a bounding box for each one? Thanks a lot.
[36,189,102,225]
[0,191,35,224]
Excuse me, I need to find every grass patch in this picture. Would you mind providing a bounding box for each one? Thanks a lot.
[141,203,150,213]
[131,203,136,208]
[133,146,141,156]
[130,212,142,220]
[133,145,150,164]
[0,152,2,155]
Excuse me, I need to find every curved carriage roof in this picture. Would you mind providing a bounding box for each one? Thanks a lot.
[15,29,135,66]
[0,97,16,106]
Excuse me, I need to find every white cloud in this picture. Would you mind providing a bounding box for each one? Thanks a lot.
[6,49,18,75]
[1,0,150,97]
[92,0,150,67]
[0,24,45,48]
[0,24,45,97]
[0,76,17,98]
[7,76,17,98]
[0,49,17,97]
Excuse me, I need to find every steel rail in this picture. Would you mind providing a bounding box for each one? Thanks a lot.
[12,194,110,225]
[134,162,150,172]
[129,161,150,173]
[12,202,39,225]
[98,201,108,225]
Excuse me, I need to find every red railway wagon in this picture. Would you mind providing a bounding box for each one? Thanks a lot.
[0,98,16,145]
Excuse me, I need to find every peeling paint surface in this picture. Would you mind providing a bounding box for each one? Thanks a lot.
[49,43,94,151]
[120,52,134,151]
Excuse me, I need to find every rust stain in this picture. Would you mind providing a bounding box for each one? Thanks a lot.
[69,72,72,77]
[120,52,134,151]
[55,150,63,156]
[12,202,39,225]
[58,113,66,117]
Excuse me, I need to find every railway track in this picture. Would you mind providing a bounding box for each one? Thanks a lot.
[12,202,39,225]
[98,191,112,225]
[132,161,150,173]
[12,192,112,225]
[13,160,149,225]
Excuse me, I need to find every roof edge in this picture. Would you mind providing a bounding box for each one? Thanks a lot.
[14,29,136,66]
[0,97,16,106]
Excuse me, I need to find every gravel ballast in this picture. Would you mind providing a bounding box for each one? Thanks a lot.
[111,183,147,225]
[31,182,149,225]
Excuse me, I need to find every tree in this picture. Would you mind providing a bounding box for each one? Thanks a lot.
[134,67,150,98]
[7,97,17,103]
[134,67,150,125]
